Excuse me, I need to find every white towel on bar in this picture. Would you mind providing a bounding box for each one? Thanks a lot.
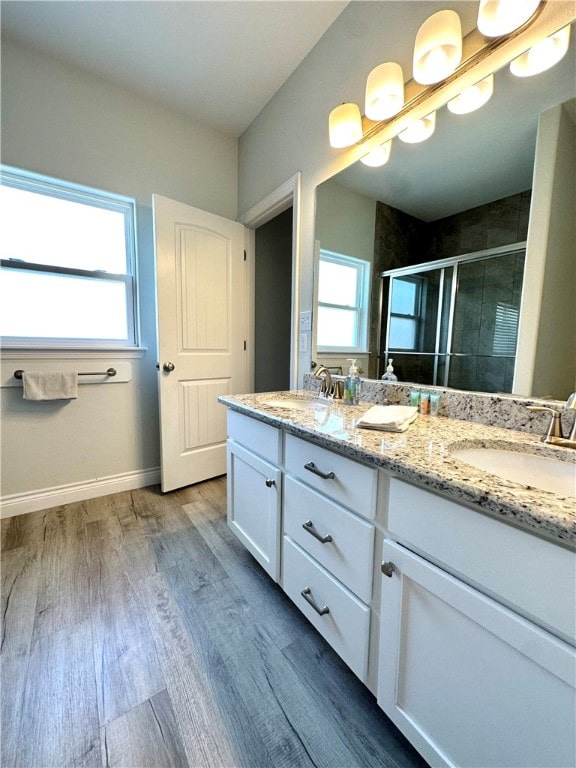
[357,405,418,433]
[22,371,78,401]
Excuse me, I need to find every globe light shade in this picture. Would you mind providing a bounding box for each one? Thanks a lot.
[447,74,494,115]
[398,112,436,143]
[413,10,462,85]
[329,103,363,148]
[477,0,541,38]
[365,62,405,120]
[510,25,571,77]
[360,140,392,167]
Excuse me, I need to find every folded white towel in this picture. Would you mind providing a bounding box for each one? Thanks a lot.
[22,372,78,401]
[357,405,418,432]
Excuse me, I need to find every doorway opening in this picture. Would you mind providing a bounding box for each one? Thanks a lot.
[254,207,293,392]
[239,172,301,390]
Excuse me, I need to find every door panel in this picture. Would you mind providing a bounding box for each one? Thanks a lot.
[154,194,247,492]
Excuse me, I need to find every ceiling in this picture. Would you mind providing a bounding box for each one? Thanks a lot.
[0,0,349,137]
[2,1,574,219]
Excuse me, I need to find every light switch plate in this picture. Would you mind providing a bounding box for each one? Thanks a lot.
[299,333,308,352]
[299,311,312,331]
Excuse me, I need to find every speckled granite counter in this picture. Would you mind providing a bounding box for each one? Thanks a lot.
[219,390,576,549]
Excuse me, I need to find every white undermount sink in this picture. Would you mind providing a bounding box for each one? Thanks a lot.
[451,447,576,497]
[262,398,327,411]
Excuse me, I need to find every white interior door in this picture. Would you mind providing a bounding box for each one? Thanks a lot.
[153,194,247,492]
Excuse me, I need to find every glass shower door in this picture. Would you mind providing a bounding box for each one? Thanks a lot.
[384,267,445,385]
[448,250,525,392]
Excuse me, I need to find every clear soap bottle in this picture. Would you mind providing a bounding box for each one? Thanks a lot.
[382,358,398,381]
[344,358,361,405]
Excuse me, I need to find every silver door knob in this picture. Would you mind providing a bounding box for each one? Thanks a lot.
[162,362,175,373]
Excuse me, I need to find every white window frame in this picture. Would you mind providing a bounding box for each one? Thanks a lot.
[388,275,425,351]
[317,249,371,354]
[0,165,139,350]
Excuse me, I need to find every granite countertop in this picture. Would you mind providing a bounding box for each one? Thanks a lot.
[220,390,576,549]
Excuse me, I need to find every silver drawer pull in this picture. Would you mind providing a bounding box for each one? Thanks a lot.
[304,461,335,480]
[300,587,330,616]
[303,520,333,544]
[381,561,396,577]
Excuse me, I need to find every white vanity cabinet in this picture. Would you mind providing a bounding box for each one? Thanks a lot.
[281,434,377,681]
[227,411,282,581]
[225,404,576,768]
[378,479,576,768]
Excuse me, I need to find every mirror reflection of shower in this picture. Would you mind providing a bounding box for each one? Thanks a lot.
[380,243,525,393]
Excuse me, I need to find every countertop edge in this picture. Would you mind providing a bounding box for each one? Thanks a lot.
[220,393,576,550]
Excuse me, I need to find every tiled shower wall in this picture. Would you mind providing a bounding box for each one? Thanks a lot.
[450,250,525,392]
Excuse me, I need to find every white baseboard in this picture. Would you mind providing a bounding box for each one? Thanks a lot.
[0,467,161,518]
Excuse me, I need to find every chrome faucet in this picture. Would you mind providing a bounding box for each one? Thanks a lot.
[527,392,576,448]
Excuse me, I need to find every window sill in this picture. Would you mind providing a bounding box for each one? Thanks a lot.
[1,346,148,360]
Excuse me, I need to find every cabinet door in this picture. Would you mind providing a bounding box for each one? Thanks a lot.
[227,441,281,581]
[378,540,576,768]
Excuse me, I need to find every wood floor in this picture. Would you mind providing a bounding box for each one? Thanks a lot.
[1,478,428,768]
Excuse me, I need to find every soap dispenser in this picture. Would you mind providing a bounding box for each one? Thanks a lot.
[344,359,361,405]
[382,358,398,382]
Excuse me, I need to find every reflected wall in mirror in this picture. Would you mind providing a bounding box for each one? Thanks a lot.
[314,36,575,399]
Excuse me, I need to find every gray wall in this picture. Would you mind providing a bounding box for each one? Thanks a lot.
[1,38,238,503]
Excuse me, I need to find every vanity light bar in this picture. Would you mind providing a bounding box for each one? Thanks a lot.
[328,1,571,152]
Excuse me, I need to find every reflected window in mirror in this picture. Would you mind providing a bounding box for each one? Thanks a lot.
[317,250,370,353]
[389,276,423,350]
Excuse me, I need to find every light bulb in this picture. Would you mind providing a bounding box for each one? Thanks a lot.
[360,141,392,167]
[447,74,494,115]
[365,62,404,121]
[413,10,462,85]
[398,112,436,144]
[329,103,363,148]
[510,25,571,77]
[422,47,450,81]
[477,0,541,38]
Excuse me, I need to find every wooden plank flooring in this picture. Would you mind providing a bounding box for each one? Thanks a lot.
[1,478,428,768]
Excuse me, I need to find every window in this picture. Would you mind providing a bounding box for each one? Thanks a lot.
[317,250,370,352]
[388,276,423,350]
[493,302,519,356]
[0,166,138,347]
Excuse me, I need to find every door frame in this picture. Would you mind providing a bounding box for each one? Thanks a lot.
[239,173,301,391]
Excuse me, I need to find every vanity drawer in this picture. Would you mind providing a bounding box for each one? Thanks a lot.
[282,537,370,680]
[228,410,281,464]
[387,478,576,644]
[284,433,377,519]
[283,476,374,602]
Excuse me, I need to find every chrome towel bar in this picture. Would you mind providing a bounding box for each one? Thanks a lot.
[14,368,117,379]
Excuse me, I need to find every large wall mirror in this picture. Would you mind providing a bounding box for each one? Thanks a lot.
[314,33,575,400]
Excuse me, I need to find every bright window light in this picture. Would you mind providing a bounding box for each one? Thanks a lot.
[0,166,138,347]
[388,276,423,351]
[317,250,370,352]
